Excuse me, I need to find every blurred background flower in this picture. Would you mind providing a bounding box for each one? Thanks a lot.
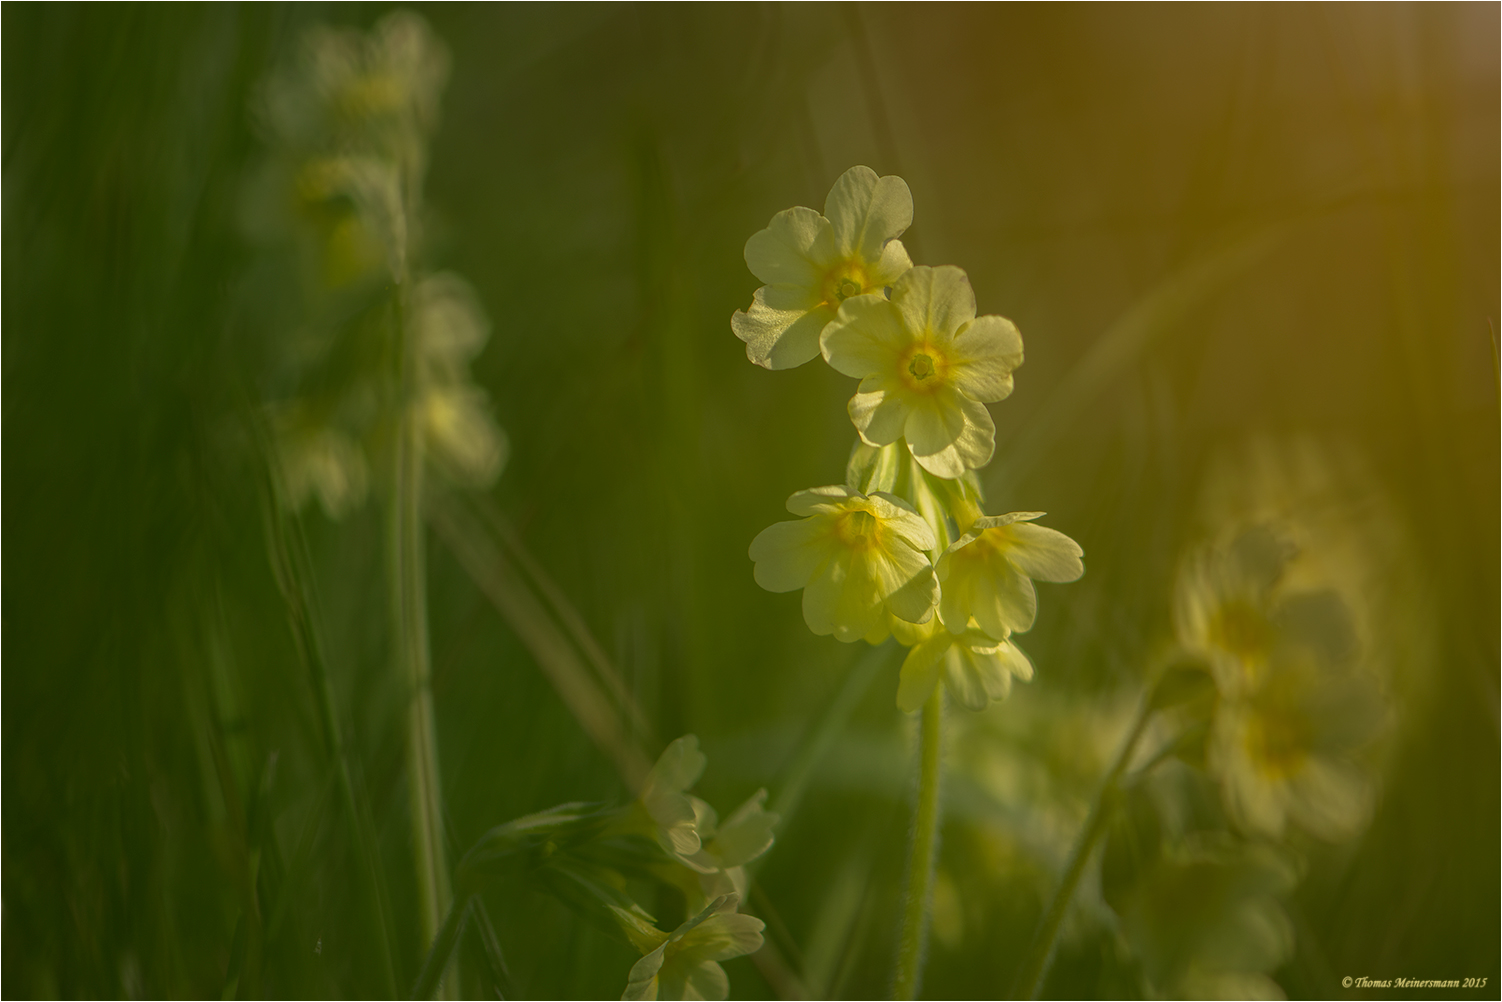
[3,4,1495,999]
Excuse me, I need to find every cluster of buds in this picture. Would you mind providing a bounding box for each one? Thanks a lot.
[455,737,772,1001]
[736,167,1084,712]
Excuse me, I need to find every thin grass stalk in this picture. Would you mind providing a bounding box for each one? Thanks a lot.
[1009,697,1154,1000]
[255,425,402,995]
[382,271,454,964]
[428,495,654,790]
[893,684,944,1000]
[466,494,656,747]
[392,395,454,950]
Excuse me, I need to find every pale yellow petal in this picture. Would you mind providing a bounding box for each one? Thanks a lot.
[867,492,939,552]
[1005,522,1085,582]
[878,544,940,626]
[822,165,913,262]
[743,205,831,286]
[821,294,907,377]
[849,386,909,446]
[996,637,1035,682]
[749,518,838,593]
[868,237,914,287]
[949,315,1023,402]
[731,289,834,370]
[906,391,995,478]
[897,633,950,712]
[802,550,878,642]
[944,646,1000,711]
[785,484,858,516]
[969,560,1038,637]
[895,265,976,340]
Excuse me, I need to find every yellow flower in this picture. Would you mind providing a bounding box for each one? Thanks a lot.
[749,486,938,643]
[731,166,913,370]
[936,513,1084,639]
[820,265,1023,478]
[614,894,765,1002]
[893,615,1035,713]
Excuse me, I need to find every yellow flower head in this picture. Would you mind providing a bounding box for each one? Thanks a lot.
[749,485,939,643]
[614,894,766,1002]
[936,512,1084,639]
[821,265,1024,478]
[893,614,1035,713]
[731,166,913,370]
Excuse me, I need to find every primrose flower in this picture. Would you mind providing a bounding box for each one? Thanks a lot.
[613,894,765,1002]
[821,265,1023,478]
[749,485,938,643]
[892,614,1035,713]
[936,512,1084,640]
[731,166,913,370]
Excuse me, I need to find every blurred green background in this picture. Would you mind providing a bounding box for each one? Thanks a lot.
[4,3,1497,999]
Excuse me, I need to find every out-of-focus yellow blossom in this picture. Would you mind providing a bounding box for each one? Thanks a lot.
[1210,644,1383,843]
[936,512,1084,640]
[820,265,1023,478]
[1176,526,1387,842]
[1173,526,1291,696]
[731,166,913,370]
[418,384,508,486]
[410,272,508,486]
[891,614,1034,713]
[613,894,766,1002]
[749,485,938,643]
[260,11,449,166]
[1108,835,1297,1001]
[270,404,370,518]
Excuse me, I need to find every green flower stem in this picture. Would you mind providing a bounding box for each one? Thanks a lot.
[1010,696,1154,1000]
[389,288,454,955]
[894,683,944,1000]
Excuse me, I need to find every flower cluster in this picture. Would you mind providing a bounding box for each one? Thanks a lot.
[736,167,1083,712]
[249,12,506,517]
[1174,524,1387,843]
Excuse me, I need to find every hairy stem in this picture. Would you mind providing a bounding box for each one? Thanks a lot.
[1010,697,1154,1000]
[894,684,944,1000]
